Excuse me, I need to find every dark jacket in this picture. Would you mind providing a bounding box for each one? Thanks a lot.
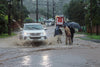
[68,26,75,34]
[54,28,62,37]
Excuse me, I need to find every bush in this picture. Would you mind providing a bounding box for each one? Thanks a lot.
[24,17,33,23]
[0,16,8,34]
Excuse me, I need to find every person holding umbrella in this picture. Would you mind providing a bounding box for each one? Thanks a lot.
[68,26,75,44]
[67,22,81,44]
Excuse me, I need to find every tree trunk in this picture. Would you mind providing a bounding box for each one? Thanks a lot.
[96,24,99,35]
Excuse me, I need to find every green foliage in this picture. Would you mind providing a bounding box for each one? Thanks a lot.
[77,32,100,40]
[63,0,85,25]
[0,0,29,35]
[93,16,100,25]
[63,4,69,18]
[4,15,8,22]
[93,3,100,25]
[0,16,8,34]
[0,4,8,34]
[0,33,16,38]
[24,17,33,23]
[12,0,29,21]
[0,4,7,15]
[88,34,100,40]
[84,13,89,26]
[85,0,100,25]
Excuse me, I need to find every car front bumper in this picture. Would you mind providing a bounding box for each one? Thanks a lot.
[22,36,47,41]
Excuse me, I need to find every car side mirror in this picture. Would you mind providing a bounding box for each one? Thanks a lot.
[44,28,47,30]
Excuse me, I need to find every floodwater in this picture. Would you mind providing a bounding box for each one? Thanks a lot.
[0,26,100,67]
[0,48,91,67]
[16,26,66,47]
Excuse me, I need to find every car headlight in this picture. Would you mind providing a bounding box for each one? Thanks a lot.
[41,32,46,36]
[23,32,28,36]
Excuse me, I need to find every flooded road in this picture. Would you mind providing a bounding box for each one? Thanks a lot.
[0,48,90,67]
[0,47,100,67]
[0,26,100,67]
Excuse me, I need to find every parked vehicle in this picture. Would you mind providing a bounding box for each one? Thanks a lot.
[19,23,47,41]
[55,15,64,27]
[44,20,55,26]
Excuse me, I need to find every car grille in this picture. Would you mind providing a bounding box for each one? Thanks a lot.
[30,37,41,39]
[30,33,41,36]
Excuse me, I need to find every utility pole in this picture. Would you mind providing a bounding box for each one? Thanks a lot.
[20,0,23,27]
[52,0,55,20]
[90,0,93,35]
[7,0,12,35]
[47,0,49,20]
[36,0,38,23]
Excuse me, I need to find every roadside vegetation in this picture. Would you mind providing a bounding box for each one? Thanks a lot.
[63,0,100,35]
[0,0,29,37]
[0,33,16,38]
[77,32,100,40]
[88,34,100,40]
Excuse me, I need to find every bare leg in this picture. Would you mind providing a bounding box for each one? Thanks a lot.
[69,37,72,45]
[59,35,62,43]
[66,36,68,45]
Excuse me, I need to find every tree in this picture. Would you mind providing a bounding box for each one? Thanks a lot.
[0,0,29,35]
[24,17,33,23]
[0,4,8,34]
[12,0,29,21]
[85,0,100,35]
[63,0,85,26]
[63,4,69,18]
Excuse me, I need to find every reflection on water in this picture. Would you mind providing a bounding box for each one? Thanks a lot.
[22,56,31,65]
[41,54,51,67]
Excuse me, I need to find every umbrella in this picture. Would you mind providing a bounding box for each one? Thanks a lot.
[63,22,69,27]
[67,22,81,29]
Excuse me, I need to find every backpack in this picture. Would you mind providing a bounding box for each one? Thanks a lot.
[59,29,63,35]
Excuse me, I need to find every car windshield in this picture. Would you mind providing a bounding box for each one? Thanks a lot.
[24,24,43,30]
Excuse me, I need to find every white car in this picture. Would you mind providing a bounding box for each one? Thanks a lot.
[44,20,53,26]
[19,23,47,41]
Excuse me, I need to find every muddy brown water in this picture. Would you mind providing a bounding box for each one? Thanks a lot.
[16,36,59,47]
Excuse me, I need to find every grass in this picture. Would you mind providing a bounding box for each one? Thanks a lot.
[0,33,16,38]
[88,34,100,40]
[79,37,90,40]
[77,32,100,40]
[76,32,88,35]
